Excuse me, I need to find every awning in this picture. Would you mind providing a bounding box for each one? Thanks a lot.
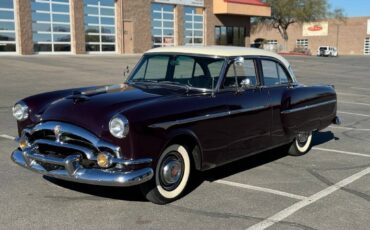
[213,0,271,17]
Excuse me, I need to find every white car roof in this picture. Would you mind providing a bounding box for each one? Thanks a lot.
[145,46,291,68]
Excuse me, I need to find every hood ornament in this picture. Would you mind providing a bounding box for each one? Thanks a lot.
[54,125,62,142]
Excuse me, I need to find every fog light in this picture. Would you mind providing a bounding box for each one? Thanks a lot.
[97,152,112,168]
[19,138,30,150]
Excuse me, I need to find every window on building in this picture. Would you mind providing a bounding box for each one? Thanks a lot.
[84,0,115,52]
[364,37,370,55]
[31,0,71,53]
[152,3,175,48]
[215,26,245,46]
[0,0,16,52]
[296,39,309,49]
[184,7,204,46]
[267,40,277,45]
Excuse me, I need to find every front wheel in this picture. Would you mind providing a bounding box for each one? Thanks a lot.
[288,132,313,156]
[140,144,191,204]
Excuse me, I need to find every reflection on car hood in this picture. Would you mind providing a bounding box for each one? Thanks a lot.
[40,84,173,134]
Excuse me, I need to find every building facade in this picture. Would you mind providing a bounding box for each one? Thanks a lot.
[251,17,370,55]
[0,0,270,55]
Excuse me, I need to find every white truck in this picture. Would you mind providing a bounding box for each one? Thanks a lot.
[317,46,338,57]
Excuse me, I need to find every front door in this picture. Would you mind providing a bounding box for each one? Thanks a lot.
[123,21,134,54]
[219,58,271,163]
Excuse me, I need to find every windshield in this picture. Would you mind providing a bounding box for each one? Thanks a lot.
[127,54,225,90]
[319,47,328,51]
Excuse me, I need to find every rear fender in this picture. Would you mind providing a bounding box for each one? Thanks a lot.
[281,85,337,134]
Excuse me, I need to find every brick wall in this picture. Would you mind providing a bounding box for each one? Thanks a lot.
[122,0,252,53]
[251,17,370,55]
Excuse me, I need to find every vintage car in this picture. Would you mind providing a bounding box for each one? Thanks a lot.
[11,46,340,204]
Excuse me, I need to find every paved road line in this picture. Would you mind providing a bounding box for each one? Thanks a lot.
[338,111,370,117]
[214,180,307,200]
[0,134,15,140]
[313,147,370,158]
[339,101,370,107]
[351,87,370,91]
[329,126,370,131]
[246,166,370,230]
[337,92,370,97]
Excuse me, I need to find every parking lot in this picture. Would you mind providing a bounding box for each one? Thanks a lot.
[0,54,370,230]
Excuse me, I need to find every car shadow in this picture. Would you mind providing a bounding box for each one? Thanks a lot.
[43,131,338,202]
[43,176,147,202]
[311,130,339,146]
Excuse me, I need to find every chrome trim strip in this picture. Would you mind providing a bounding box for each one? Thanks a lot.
[281,100,337,115]
[11,149,153,187]
[112,158,153,166]
[149,106,266,129]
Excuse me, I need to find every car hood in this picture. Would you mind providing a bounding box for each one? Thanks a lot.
[40,84,171,135]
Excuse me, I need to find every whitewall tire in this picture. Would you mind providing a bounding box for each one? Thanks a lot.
[140,144,191,204]
[288,132,313,156]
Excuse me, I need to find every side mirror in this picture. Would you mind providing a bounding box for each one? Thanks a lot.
[234,57,244,66]
[123,65,130,79]
[240,78,252,88]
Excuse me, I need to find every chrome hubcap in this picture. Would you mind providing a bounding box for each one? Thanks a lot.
[160,152,183,190]
[297,132,310,146]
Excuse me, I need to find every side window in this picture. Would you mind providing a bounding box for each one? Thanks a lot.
[261,60,289,86]
[277,64,289,84]
[207,60,224,78]
[224,59,257,89]
[193,63,204,77]
[173,56,195,79]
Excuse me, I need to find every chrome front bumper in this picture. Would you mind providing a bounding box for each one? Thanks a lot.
[11,148,154,187]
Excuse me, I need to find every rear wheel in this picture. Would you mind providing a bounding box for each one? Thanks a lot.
[288,131,313,156]
[140,144,191,204]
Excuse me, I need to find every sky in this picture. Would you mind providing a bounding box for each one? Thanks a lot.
[328,0,370,17]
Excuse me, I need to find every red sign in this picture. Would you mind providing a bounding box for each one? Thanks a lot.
[307,25,323,31]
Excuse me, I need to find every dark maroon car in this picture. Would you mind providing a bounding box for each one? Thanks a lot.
[11,46,340,204]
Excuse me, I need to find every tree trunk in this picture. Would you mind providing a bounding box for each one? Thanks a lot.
[277,26,289,52]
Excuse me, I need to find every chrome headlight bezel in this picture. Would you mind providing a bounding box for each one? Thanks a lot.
[109,115,129,139]
[12,102,29,121]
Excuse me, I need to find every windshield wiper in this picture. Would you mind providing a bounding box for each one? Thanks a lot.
[130,79,158,83]
[157,81,191,92]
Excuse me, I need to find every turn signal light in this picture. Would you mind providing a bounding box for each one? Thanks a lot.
[97,152,112,168]
[19,138,30,150]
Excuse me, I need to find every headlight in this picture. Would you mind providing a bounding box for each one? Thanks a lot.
[12,103,29,121]
[109,115,129,138]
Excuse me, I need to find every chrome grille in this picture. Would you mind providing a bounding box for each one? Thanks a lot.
[22,121,121,162]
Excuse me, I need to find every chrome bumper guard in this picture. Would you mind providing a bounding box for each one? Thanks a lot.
[11,148,154,187]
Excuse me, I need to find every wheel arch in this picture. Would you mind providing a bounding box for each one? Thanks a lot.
[162,128,203,171]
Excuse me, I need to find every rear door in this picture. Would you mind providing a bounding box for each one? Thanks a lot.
[259,58,293,146]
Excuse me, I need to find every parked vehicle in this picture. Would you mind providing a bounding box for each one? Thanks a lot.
[11,46,340,204]
[317,46,338,57]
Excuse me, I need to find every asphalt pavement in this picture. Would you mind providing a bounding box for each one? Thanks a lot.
[0,54,369,230]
